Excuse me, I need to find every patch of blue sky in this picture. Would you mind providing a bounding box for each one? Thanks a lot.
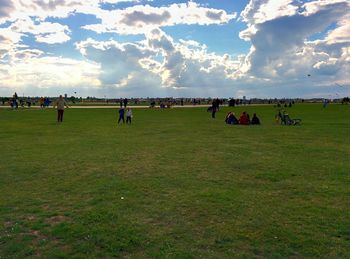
[0,20,13,28]
[162,21,250,57]
[307,21,337,41]
[20,33,79,58]
[99,0,185,10]
[45,13,100,36]
[100,0,161,9]
[31,14,99,59]
[99,2,134,10]
[148,0,188,7]
[47,13,145,42]
[38,14,143,59]
[198,0,248,13]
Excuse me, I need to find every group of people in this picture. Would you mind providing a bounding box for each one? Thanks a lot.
[51,95,134,125]
[9,93,51,109]
[39,97,51,108]
[118,98,133,124]
[16,93,261,126]
[119,98,128,108]
[9,92,30,109]
[118,107,133,125]
[225,111,260,125]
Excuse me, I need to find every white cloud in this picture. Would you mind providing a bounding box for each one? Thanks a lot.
[238,0,350,85]
[241,0,297,25]
[9,18,71,44]
[0,55,101,92]
[301,0,347,16]
[82,2,237,35]
[325,13,350,44]
[76,37,157,85]
[76,29,242,97]
[0,0,349,98]
[0,27,23,60]
[0,0,14,19]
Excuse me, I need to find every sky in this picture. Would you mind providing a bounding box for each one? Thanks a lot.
[0,0,349,98]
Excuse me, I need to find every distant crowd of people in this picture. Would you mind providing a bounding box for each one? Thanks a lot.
[7,92,52,109]
[3,93,308,127]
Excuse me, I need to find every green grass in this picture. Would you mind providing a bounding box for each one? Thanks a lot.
[1,104,349,258]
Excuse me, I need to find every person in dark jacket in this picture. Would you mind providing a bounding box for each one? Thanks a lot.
[118,107,125,124]
[251,113,261,125]
[211,104,217,118]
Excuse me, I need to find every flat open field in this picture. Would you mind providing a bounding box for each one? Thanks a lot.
[1,104,349,258]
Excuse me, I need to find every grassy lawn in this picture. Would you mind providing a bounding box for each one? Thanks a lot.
[1,104,349,258]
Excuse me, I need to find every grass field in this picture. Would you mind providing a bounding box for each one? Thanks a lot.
[1,104,349,258]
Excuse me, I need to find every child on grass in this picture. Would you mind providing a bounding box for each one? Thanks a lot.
[126,108,133,124]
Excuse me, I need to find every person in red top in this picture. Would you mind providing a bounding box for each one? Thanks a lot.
[239,111,250,125]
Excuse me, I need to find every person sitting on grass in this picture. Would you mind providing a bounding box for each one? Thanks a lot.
[239,111,250,125]
[225,112,232,124]
[251,113,261,125]
[225,112,239,125]
[275,110,282,124]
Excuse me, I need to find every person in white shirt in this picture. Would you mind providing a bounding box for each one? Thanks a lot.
[53,95,69,122]
[126,108,133,124]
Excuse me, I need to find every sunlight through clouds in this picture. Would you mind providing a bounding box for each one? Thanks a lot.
[0,0,349,97]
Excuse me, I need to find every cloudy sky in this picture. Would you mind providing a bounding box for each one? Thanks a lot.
[0,0,349,98]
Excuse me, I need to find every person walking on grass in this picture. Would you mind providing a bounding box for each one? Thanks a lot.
[118,107,125,124]
[53,95,69,123]
[126,108,133,124]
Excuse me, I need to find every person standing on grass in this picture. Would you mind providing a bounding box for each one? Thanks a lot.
[126,108,133,124]
[13,93,18,109]
[53,95,69,123]
[40,97,45,108]
[211,102,217,118]
[123,98,128,108]
[323,98,329,108]
[118,107,125,124]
